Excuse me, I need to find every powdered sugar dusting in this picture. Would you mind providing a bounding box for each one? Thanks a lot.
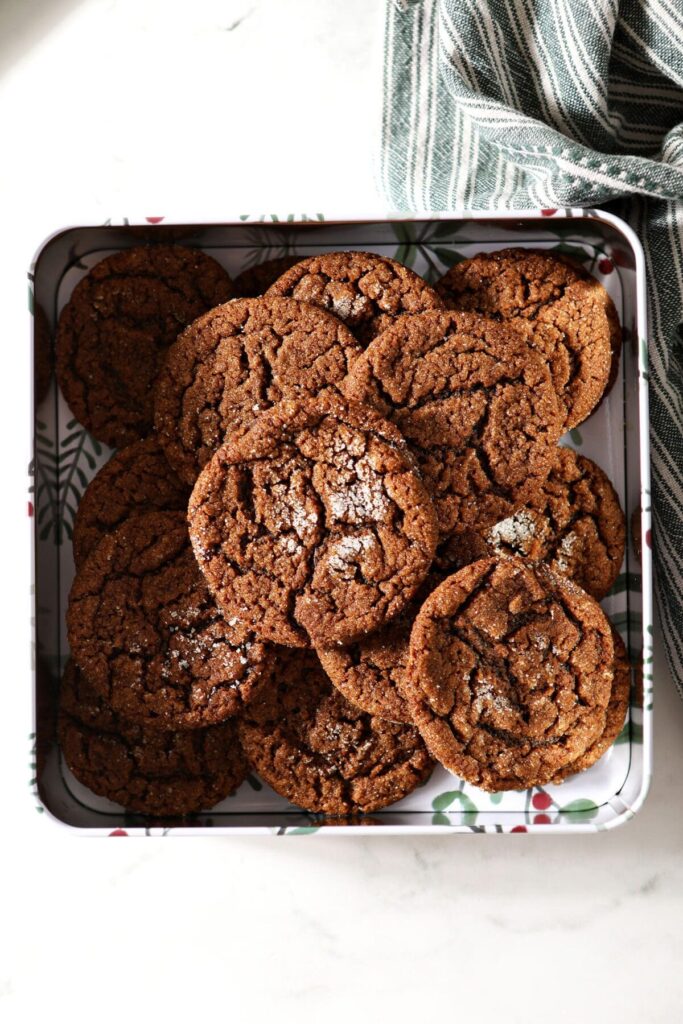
[487,509,537,554]
[555,531,578,572]
[327,454,389,525]
[327,532,377,575]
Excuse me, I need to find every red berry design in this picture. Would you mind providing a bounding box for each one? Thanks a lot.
[28,501,34,517]
[598,257,614,274]
[532,791,552,810]
[533,813,551,825]
[510,825,527,833]
[145,217,164,224]
[109,828,128,837]
[646,528,652,549]
[541,209,558,217]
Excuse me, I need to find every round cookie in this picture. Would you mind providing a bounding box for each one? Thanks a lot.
[238,647,434,814]
[188,394,438,648]
[58,660,247,816]
[264,250,445,345]
[154,296,363,486]
[552,630,631,782]
[67,510,271,729]
[403,557,614,792]
[316,534,489,724]
[56,245,234,448]
[485,447,626,600]
[435,247,620,429]
[342,310,564,540]
[234,255,302,297]
[72,435,190,567]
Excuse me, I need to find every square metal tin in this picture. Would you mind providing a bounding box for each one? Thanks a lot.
[30,210,652,835]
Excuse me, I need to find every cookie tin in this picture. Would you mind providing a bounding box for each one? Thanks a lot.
[30,210,652,835]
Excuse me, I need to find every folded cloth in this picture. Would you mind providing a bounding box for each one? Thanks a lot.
[380,0,683,695]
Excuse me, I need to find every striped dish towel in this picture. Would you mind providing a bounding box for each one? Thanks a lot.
[380,0,683,696]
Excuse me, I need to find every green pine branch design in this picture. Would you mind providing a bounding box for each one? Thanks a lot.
[35,418,102,544]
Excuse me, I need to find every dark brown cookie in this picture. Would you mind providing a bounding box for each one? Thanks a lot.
[154,296,362,485]
[188,394,438,648]
[403,557,614,792]
[485,447,626,600]
[265,250,445,345]
[342,310,564,540]
[238,647,434,814]
[58,660,247,816]
[435,248,619,429]
[56,245,234,448]
[552,630,631,782]
[316,534,488,724]
[234,256,302,297]
[72,435,190,567]
[67,510,271,729]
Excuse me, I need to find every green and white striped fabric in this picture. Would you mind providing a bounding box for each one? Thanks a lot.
[380,0,683,695]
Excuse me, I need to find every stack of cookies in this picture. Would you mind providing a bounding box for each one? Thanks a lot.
[55,243,629,819]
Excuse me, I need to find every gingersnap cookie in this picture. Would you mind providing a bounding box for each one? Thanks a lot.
[154,296,362,485]
[316,533,489,724]
[67,510,271,729]
[188,394,438,648]
[234,256,302,297]
[238,647,434,814]
[58,660,247,816]
[403,557,614,792]
[56,245,234,448]
[342,310,564,540]
[485,447,626,600]
[265,250,444,345]
[552,630,631,782]
[72,435,190,566]
[435,248,620,429]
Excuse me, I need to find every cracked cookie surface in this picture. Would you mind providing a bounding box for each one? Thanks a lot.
[316,532,489,724]
[67,510,271,729]
[342,309,563,540]
[154,296,363,485]
[72,435,190,567]
[238,647,434,814]
[56,245,234,448]
[485,447,625,600]
[551,629,630,782]
[265,250,444,345]
[436,248,619,429]
[403,557,614,792]
[58,660,247,816]
[187,394,438,647]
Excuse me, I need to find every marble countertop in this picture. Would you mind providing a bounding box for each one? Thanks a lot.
[1,2,682,1020]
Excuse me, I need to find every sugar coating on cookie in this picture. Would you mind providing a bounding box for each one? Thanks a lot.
[404,557,614,792]
[342,309,564,540]
[187,395,438,648]
[58,661,248,816]
[552,629,631,782]
[67,510,271,729]
[56,245,234,448]
[72,435,190,567]
[265,250,445,345]
[485,447,626,600]
[436,248,620,429]
[154,296,363,485]
[238,648,434,814]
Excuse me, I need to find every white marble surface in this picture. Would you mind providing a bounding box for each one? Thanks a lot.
[1,2,682,1021]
